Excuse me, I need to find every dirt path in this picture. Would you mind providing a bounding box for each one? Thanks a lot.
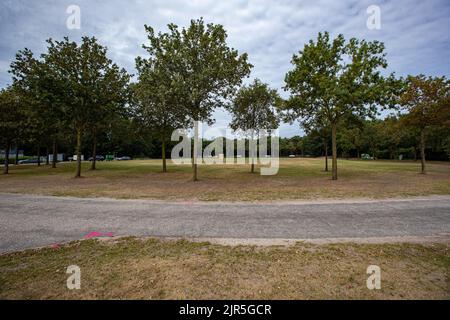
[0,193,449,252]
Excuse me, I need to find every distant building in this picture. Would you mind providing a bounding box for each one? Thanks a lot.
[49,154,65,162]
[0,149,24,158]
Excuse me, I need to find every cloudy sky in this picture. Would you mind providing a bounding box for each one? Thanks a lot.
[1,0,449,137]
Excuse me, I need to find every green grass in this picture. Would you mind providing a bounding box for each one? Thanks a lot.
[1,158,449,201]
[0,237,448,299]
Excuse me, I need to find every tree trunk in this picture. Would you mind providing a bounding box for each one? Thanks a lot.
[420,129,426,174]
[331,122,338,180]
[15,145,19,165]
[324,141,328,172]
[37,145,41,166]
[193,121,199,181]
[46,146,50,165]
[250,129,255,173]
[3,140,11,174]
[52,138,57,168]
[91,132,97,170]
[162,137,167,173]
[193,160,198,180]
[191,144,195,168]
[75,129,82,178]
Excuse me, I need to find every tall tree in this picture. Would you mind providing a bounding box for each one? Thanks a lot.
[87,63,130,171]
[134,52,189,172]
[283,32,398,180]
[229,79,280,173]
[0,87,28,174]
[10,48,62,168]
[398,75,449,173]
[142,18,252,180]
[43,36,129,177]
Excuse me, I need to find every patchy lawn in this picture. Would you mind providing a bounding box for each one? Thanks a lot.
[0,237,448,299]
[0,158,449,201]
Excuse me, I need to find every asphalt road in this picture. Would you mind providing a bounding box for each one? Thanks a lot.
[0,193,449,252]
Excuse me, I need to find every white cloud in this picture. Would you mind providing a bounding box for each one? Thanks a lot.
[1,0,449,137]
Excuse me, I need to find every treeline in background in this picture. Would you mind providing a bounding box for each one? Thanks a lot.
[1,19,449,180]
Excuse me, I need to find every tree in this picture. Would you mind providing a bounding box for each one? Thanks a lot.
[43,36,129,177]
[9,48,62,168]
[0,87,28,174]
[142,18,252,181]
[303,115,331,171]
[134,52,188,172]
[229,79,280,173]
[283,32,398,180]
[87,63,130,171]
[398,75,449,173]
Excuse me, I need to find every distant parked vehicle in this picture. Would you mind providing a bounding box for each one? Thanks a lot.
[361,153,374,160]
[288,154,296,158]
[18,158,39,164]
[88,155,105,161]
[115,156,131,161]
[72,155,85,161]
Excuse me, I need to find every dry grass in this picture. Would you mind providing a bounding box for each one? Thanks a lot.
[0,158,449,201]
[0,237,448,299]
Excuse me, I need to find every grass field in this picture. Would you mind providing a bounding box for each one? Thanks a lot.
[0,158,449,201]
[0,237,448,299]
[1,160,449,300]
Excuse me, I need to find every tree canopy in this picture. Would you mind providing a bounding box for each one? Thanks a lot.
[0,86,28,173]
[283,31,399,180]
[398,75,449,173]
[229,78,280,172]
[141,18,252,180]
[42,36,130,176]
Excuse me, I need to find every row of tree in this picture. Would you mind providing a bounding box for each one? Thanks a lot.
[1,19,449,180]
[1,37,130,176]
[280,115,450,166]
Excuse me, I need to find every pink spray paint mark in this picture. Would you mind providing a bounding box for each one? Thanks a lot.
[84,231,114,239]
[84,231,103,239]
[51,243,60,250]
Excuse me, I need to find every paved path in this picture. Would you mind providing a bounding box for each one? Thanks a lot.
[1,193,449,252]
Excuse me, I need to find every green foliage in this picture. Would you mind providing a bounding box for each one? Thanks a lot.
[0,86,28,145]
[10,48,65,150]
[142,18,252,123]
[2,26,449,175]
[140,18,252,179]
[38,36,130,175]
[283,31,397,126]
[282,31,398,179]
[134,47,189,139]
[229,78,280,134]
[397,75,449,171]
[0,86,29,173]
[399,75,449,129]
[42,36,130,133]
